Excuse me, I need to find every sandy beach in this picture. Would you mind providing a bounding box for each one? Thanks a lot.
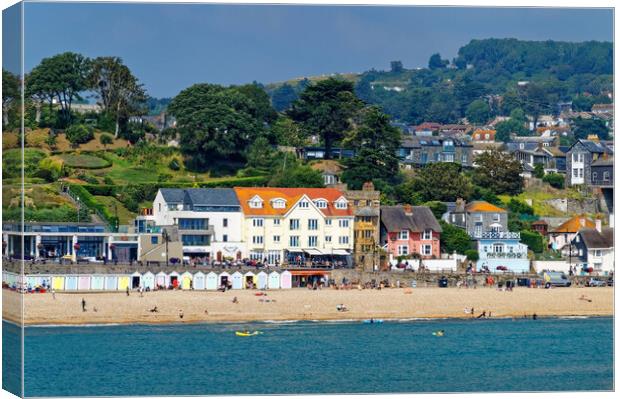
[2,286,613,325]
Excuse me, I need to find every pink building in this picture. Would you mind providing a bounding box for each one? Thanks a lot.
[380,205,442,259]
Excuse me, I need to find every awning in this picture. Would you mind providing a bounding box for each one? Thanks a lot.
[303,249,323,255]
[330,249,350,256]
[290,270,331,276]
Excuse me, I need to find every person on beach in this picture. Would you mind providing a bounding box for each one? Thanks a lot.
[532,313,538,320]
[81,298,86,312]
[150,306,158,313]
[579,294,592,302]
[139,286,143,297]
[51,289,56,300]
[178,309,184,319]
[126,286,130,296]
[232,296,238,304]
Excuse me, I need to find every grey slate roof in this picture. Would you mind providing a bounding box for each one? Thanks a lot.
[160,188,240,206]
[591,157,614,167]
[380,206,442,233]
[400,135,472,148]
[571,139,614,154]
[579,227,614,249]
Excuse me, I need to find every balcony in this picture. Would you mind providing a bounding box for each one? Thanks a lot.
[480,232,521,240]
[484,252,527,259]
[355,221,377,230]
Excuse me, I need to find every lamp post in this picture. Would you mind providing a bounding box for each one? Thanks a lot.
[77,196,80,224]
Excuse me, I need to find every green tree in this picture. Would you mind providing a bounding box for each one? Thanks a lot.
[233,83,278,126]
[464,249,479,262]
[507,198,534,215]
[473,150,523,195]
[533,163,544,179]
[542,172,565,189]
[65,124,94,147]
[390,60,404,73]
[168,83,271,168]
[89,57,147,137]
[246,136,275,170]
[424,201,448,220]
[269,161,324,188]
[465,99,491,124]
[439,221,472,255]
[495,117,530,142]
[413,163,473,202]
[2,69,20,128]
[341,106,401,189]
[428,53,449,69]
[572,117,609,140]
[99,133,114,149]
[26,52,91,124]
[520,230,544,253]
[289,78,362,159]
[271,83,297,112]
[271,115,306,148]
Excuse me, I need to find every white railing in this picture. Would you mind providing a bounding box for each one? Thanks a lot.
[485,252,527,259]
[480,232,521,240]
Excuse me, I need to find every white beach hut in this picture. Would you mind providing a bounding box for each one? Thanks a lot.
[193,271,206,290]
[256,271,268,289]
[218,272,231,288]
[231,271,243,290]
[142,272,155,290]
[65,276,79,291]
[131,271,142,289]
[26,275,38,290]
[206,272,218,290]
[105,275,118,291]
[168,271,180,289]
[280,270,292,289]
[91,275,105,290]
[243,271,256,289]
[78,276,91,290]
[181,271,193,290]
[155,272,166,288]
[268,271,280,289]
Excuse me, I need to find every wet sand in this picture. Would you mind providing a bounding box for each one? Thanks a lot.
[2,286,613,326]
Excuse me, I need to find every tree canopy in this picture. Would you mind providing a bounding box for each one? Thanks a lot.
[473,150,524,195]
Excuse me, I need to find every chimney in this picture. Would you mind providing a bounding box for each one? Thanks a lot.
[455,198,465,212]
[403,204,413,216]
[362,181,375,191]
[579,218,586,227]
[595,219,602,233]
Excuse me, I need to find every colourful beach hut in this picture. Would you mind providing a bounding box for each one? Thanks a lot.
[280,270,292,289]
[268,271,280,289]
[231,271,243,290]
[193,272,206,290]
[156,272,166,288]
[105,275,118,291]
[52,276,65,291]
[26,276,38,290]
[117,275,130,291]
[39,276,52,289]
[64,276,78,290]
[206,272,218,290]
[91,275,105,290]
[168,271,180,288]
[243,271,256,288]
[130,272,142,289]
[218,272,231,288]
[181,272,193,290]
[78,276,91,290]
[142,272,155,290]
[257,271,268,289]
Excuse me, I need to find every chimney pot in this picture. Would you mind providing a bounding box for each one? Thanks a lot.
[404,204,413,216]
[595,219,602,233]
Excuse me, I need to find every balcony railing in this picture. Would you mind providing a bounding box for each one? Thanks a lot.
[484,252,527,259]
[480,232,521,240]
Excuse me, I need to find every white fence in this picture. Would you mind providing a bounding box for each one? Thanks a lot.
[390,257,458,272]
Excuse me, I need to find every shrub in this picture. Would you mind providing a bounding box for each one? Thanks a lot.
[103,176,115,185]
[520,230,544,253]
[168,158,181,171]
[423,201,448,220]
[65,124,94,146]
[37,158,65,182]
[67,184,119,229]
[439,221,472,255]
[464,249,479,262]
[99,133,114,147]
[533,163,544,179]
[507,198,534,215]
[542,173,565,189]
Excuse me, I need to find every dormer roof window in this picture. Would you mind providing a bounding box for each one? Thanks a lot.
[271,198,287,209]
[314,199,328,209]
[248,195,264,209]
[334,197,348,209]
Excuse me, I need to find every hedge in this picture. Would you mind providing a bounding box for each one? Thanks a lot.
[67,184,119,230]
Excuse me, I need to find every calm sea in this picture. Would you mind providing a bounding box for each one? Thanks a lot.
[3,317,614,396]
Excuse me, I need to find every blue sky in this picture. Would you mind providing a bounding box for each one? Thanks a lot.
[14,3,614,98]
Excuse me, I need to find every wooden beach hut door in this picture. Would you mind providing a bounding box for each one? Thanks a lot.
[91,276,105,290]
[105,276,118,291]
[181,272,193,290]
[268,272,280,289]
[142,272,155,290]
[65,276,78,291]
[243,272,256,289]
[206,272,218,290]
[193,272,206,290]
[231,272,243,289]
[257,272,268,289]
[131,272,142,289]
[156,272,166,288]
[78,276,91,291]
[280,270,292,289]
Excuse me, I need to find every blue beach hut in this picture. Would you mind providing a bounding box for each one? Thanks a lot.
[105,275,118,291]
[231,271,243,289]
[142,272,155,290]
[268,271,280,289]
[65,276,78,290]
[91,275,105,290]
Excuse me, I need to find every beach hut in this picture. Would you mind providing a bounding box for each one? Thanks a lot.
[193,271,206,290]
[131,272,142,289]
[142,272,155,290]
[65,276,78,291]
[268,271,280,289]
[52,276,65,291]
[91,275,105,290]
[39,275,52,290]
[105,275,118,291]
[181,272,193,290]
[218,272,231,288]
[117,275,130,291]
[26,276,38,290]
[206,272,218,290]
[243,271,256,289]
[231,271,243,290]
[156,272,166,288]
[168,271,180,289]
[78,276,91,291]
[256,271,268,289]
[280,270,292,289]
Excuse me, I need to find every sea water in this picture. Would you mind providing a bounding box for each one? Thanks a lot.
[5,317,614,396]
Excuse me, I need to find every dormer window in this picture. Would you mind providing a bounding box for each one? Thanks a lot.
[299,200,309,209]
[248,195,263,209]
[335,198,348,209]
[314,199,328,209]
[271,198,286,209]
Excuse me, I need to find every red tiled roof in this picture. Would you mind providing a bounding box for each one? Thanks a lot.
[234,187,352,217]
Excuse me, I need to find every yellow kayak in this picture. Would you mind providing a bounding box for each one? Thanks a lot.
[235,331,261,337]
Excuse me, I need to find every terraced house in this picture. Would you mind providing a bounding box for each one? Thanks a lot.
[234,187,355,267]
[397,136,473,169]
[380,205,442,261]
